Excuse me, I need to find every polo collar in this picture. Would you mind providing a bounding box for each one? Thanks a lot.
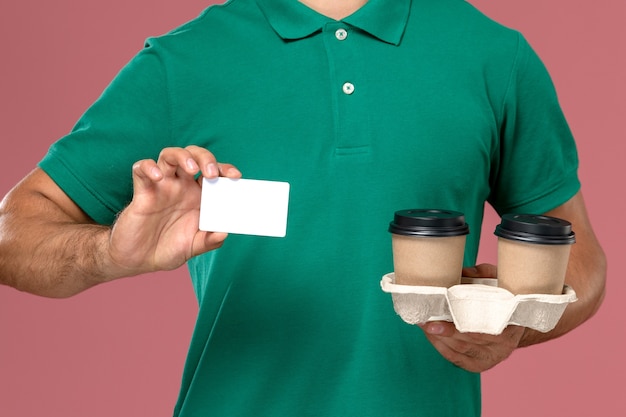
[255,0,411,45]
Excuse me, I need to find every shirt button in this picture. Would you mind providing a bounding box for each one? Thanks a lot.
[335,28,348,41]
[342,82,355,95]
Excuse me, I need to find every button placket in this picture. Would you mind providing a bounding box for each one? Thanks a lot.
[335,28,348,41]
[323,22,371,154]
[336,28,353,95]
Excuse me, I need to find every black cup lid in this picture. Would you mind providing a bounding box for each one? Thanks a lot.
[494,213,575,245]
[389,209,470,237]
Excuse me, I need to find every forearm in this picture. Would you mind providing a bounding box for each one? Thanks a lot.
[518,192,607,346]
[0,211,118,298]
[0,170,128,298]
[519,250,606,346]
[1,152,236,298]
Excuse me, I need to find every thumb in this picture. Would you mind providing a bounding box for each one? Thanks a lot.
[190,231,229,259]
[419,321,456,337]
[463,263,497,278]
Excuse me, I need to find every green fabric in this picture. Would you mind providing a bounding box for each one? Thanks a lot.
[38,0,580,415]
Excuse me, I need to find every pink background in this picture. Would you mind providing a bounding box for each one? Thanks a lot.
[1,1,623,416]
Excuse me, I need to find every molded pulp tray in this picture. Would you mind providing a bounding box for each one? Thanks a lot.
[380,273,577,335]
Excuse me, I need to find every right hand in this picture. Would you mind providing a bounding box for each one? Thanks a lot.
[105,145,241,277]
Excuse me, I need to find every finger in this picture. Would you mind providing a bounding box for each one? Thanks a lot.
[425,324,522,347]
[185,145,221,179]
[461,266,479,277]
[183,145,243,179]
[190,231,229,258]
[425,329,500,372]
[422,333,482,372]
[462,263,497,278]
[132,159,163,190]
[428,327,522,361]
[422,327,491,359]
[493,325,525,346]
[218,163,242,178]
[419,321,457,337]
[421,324,523,373]
[157,147,201,178]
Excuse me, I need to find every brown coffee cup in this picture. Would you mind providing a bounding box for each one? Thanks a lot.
[494,214,575,295]
[389,209,469,287]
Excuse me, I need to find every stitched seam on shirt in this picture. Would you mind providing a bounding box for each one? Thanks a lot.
[45,155,119,224]
[498,31,522,128]
[151,45,174,147]
[496,166,580,214]
[321,25,340,154]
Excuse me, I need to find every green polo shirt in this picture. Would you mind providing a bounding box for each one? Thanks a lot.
[39,0,580,415]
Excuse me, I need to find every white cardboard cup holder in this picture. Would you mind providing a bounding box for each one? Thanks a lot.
[380,273,577,335]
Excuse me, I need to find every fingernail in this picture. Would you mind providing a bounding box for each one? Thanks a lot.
[207,163,218,177]
[427,323,445,335]
[186,158,198,171]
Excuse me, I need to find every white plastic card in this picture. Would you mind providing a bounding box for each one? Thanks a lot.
[199,177,290,237]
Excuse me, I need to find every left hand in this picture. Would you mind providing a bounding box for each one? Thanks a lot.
[418,263,525,373]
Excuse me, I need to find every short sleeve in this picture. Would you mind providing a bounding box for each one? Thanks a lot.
[39,39,172,225]
[488,34,580,215]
